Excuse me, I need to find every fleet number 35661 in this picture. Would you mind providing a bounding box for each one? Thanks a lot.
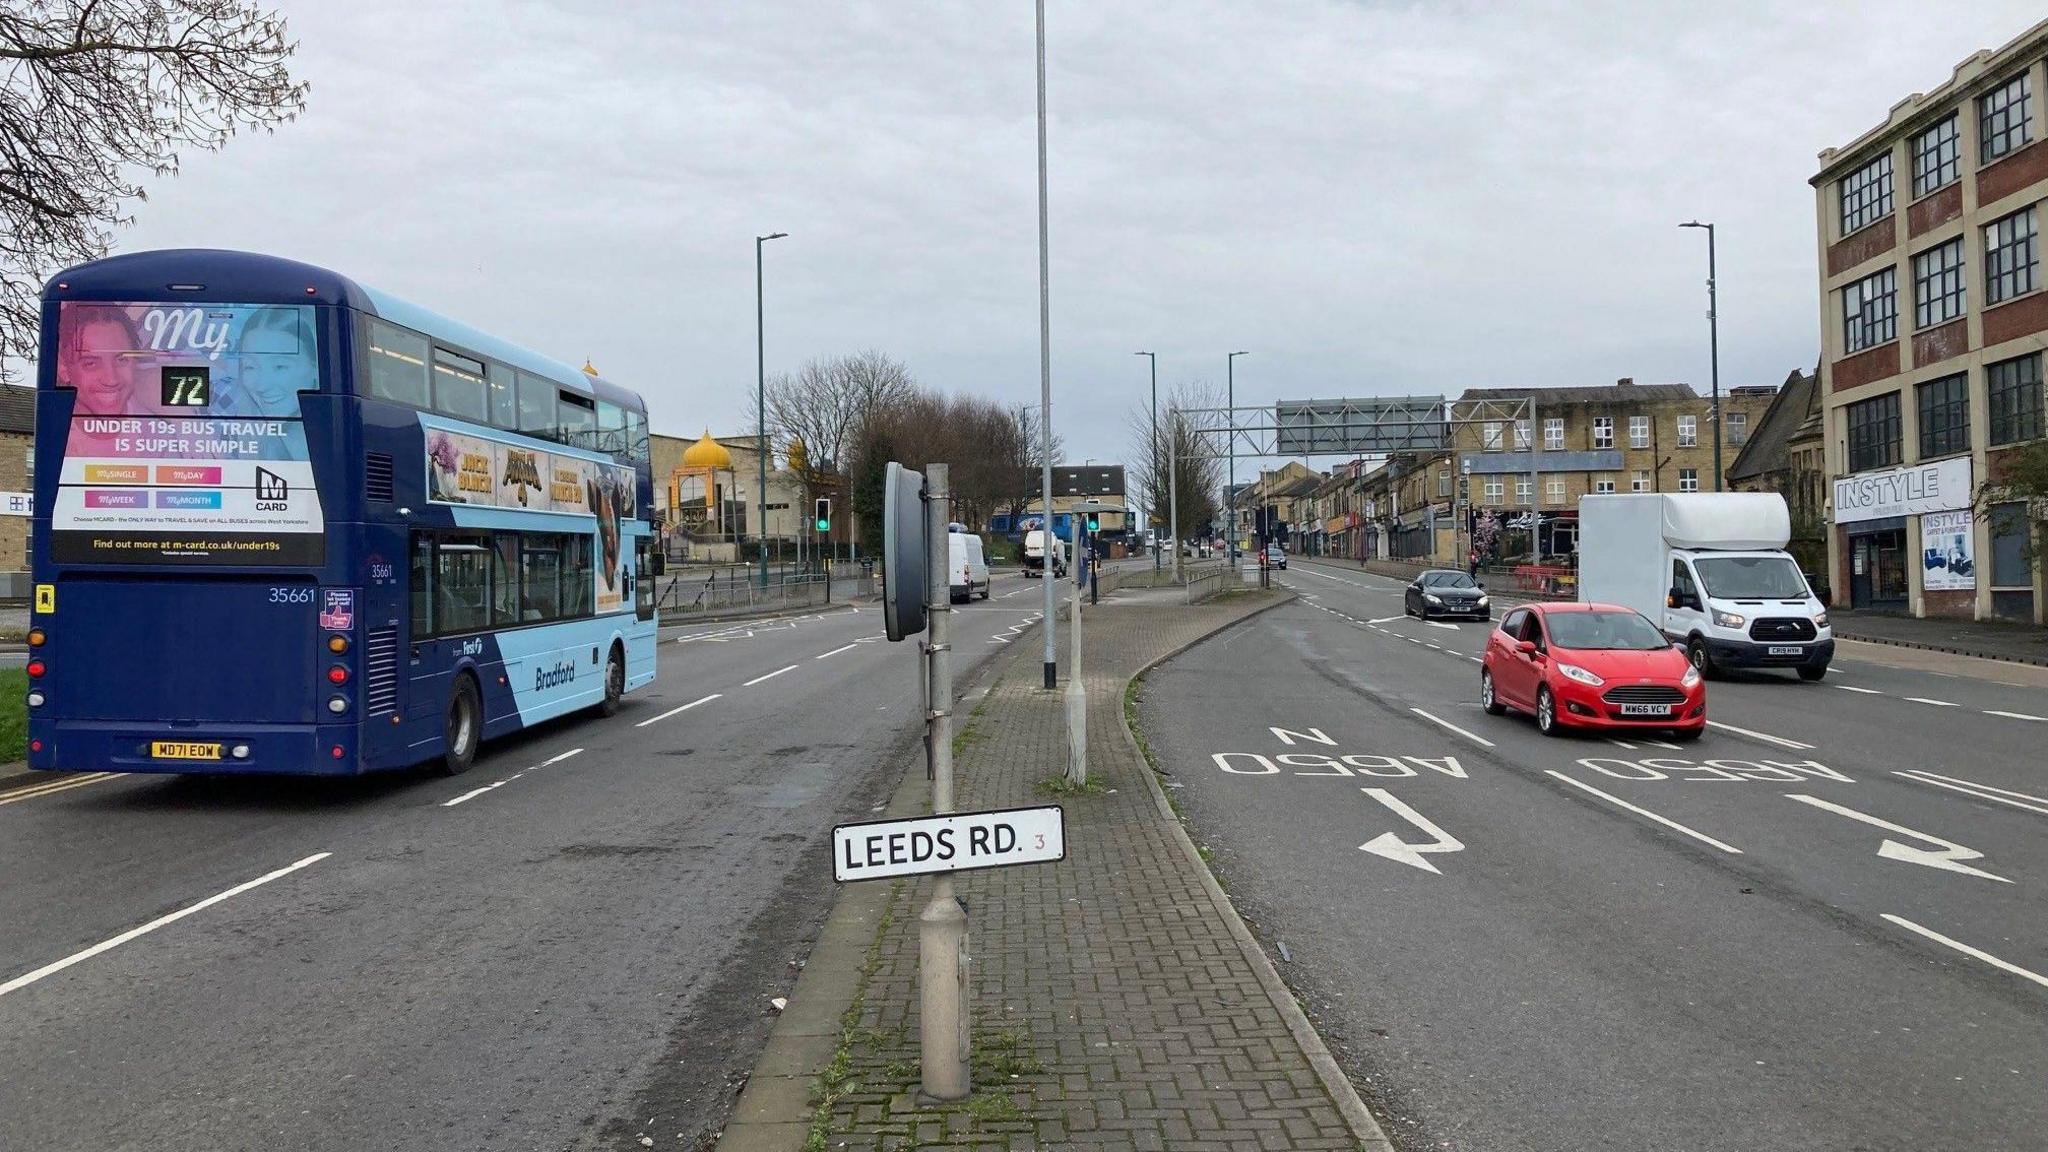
[268,587,313,604]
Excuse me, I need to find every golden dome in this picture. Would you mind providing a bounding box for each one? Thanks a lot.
[581,359,600,376]
[681,429,733,470]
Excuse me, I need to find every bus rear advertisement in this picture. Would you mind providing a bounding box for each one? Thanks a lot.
[27,249,658,778]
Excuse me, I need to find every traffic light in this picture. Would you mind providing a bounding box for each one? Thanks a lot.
[1084,511,1100,533]
[814,497,831,532]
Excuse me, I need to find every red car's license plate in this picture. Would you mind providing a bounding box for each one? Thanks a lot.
[1619,703,1671,716]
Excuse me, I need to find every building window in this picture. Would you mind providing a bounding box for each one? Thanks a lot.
[1984,207,2037,305]
[1628,414,1649,449]
[1543,417,1564,450]
[1912,114,1961,197]
[1546,476,1565,504]
[1916,373,1971,459]
[1727,410,1748,446]
[1438,470,1451,497]
[1839,152,1893,235]
[1678,414,1698,447]
[1846,391,1903,472]
[1515,477,1532,505]
[1514,419,1531,450]
[1992,502,2031,586]
[1988,353,2044,445]
[1842,266,1898,352]
[1980,71,2032,164]
[1631,469,1650,492]
[1676,468,1697,492]
[1592,416,1614,449]
[1593,475,1616,495]
[1913,237,1967,328]
[1483,477,1504,505]
[1482,421,1503,451]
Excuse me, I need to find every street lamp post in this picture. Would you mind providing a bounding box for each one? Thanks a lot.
[1136,351,1157,571]
[1680,221,1722,491]
[1227,351,1248,561]
[756,231,788,588]
[1036,0,1057,690]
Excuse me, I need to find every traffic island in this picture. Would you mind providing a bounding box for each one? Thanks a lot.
[720,586,1391,1151]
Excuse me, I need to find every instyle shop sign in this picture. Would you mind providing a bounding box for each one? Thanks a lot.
[1833,457,1971,524]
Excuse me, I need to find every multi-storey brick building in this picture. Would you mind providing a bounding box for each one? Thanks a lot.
[0,385,34,574]
[1812,18,2048,622]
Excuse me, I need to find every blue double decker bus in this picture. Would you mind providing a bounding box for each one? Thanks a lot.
[26,250,658,776]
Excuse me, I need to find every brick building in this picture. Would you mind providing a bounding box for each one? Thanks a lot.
[0,385,33,573]
[1812,18,2048,622]
[1727,368,1829,592]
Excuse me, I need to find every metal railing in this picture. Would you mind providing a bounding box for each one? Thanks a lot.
[656,569,833,617]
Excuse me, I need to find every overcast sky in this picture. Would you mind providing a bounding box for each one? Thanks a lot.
[112,0,2048,465]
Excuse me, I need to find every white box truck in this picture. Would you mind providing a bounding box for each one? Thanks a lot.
[1578,493,1833,681]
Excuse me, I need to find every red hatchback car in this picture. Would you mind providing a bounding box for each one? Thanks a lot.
[1481,602,1705,739]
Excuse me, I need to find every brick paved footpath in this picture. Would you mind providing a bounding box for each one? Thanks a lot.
[724,587,1390,1151]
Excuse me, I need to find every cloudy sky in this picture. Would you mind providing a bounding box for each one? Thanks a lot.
[113,0,2048,465]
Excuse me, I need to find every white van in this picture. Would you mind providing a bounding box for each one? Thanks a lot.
[949,530,990,603]
[1022,529,1067,579]
[1579,493,1833,681]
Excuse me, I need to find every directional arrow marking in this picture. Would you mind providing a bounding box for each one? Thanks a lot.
[1785,794,2011,883]
[1358,788,1463,875]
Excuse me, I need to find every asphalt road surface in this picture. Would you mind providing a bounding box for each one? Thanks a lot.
[0,577,1044,1152]
[1140,558,2048,1152]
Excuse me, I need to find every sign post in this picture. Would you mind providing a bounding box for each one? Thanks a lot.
[1066,500,1109,786]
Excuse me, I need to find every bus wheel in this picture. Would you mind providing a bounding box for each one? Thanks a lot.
[600,644,625,717]
[441,676,480,776]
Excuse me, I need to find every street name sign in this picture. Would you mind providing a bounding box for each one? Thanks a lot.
[833,805,1067,882]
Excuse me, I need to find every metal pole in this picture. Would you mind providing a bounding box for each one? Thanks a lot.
[1227,355,1236,563]
[1036,0,1057,690]
[1707,223,1723,491]
[920,463,969,1101]
[1140,351,1159,572]
[754,232,786,588]
[1066,511,1086,786]
[1168,406,1181,583]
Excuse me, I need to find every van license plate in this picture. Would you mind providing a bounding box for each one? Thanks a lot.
[1768,646,1803,656]
[1619,704,1671,716]
[151,741,221,761]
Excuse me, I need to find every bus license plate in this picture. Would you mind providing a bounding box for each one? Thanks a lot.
[151,741,221,761]
[1619,704,1671,716]
[1768,645,1803,656]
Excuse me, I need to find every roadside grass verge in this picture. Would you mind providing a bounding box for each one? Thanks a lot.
[0,669,25,763]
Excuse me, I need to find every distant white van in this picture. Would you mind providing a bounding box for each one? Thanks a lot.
[950,530,990,602]
[1022,529,1067,579]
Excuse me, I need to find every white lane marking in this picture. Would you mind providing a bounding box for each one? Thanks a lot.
[1546,771,1743,854]
[442,781,506,808]
[743,664,800,687]
[1905,697,1959,707]
[1895,771,2048,818]
[0,852,331,999]
[815,643,859,660]
[1642,739,1683,751]
[1367,616,1405,625]
[1705,720,1814,750]
[541,748,583,767]
[1785,793,2009,883]
[1409,707,1496,749]
[1358,788,1464,875]
[0,773,116,806]
[1424,620,1460,631]
[1406,637,1424,645]
[1984,710,2048,723]
[1607,739,1639,750]
[634,693,722,728]
[1836,685,1884,695]
[1882,915,2048,990]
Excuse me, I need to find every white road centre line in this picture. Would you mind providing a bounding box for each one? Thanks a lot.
[1882,914,2048,990]
[1984,709,2048,722]
[1607,739,1639,750]
[540,747,583,767]
[0,852,332,999]
[815,643,859,660]
[0,773,116,806]
[1409,707,1496,748]
[1836,685,1884,695]
[1894,770,2048,817]
[634,693,722,728]
[1905,697,1959,707]
[743,664,799,687]
[442,781,505,807]
[1704,720,1815,750]
[1545,771,1743,855]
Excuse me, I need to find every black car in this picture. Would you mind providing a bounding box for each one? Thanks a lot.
[1404,569,1490,620]
[1263,545,1287,570]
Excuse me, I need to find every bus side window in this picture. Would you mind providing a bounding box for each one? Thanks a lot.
[368,321,429,409]
[487,362,518,431]
[558,391,596,450]
[410,533,434,640]
[635,539,655,621]
[492,536,521,626]
[516,371,554,439]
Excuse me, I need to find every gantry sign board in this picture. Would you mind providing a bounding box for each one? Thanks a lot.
[833,805,1067,882]
[1274,396,1447,455]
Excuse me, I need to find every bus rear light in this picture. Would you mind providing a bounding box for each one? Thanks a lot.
[231,744,251,760]
[27,629,45,647]
[327,635,348,654]
[25,691,44,708]
[25,660,45,678]
[30,739,42,753]
[327,665,348,685]
[330,745,345,760]
[327,695,348,715]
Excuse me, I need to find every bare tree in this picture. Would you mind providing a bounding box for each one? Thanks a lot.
[1129,382,1224,546]
[762,349,917,477]
[1,1,310,381]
